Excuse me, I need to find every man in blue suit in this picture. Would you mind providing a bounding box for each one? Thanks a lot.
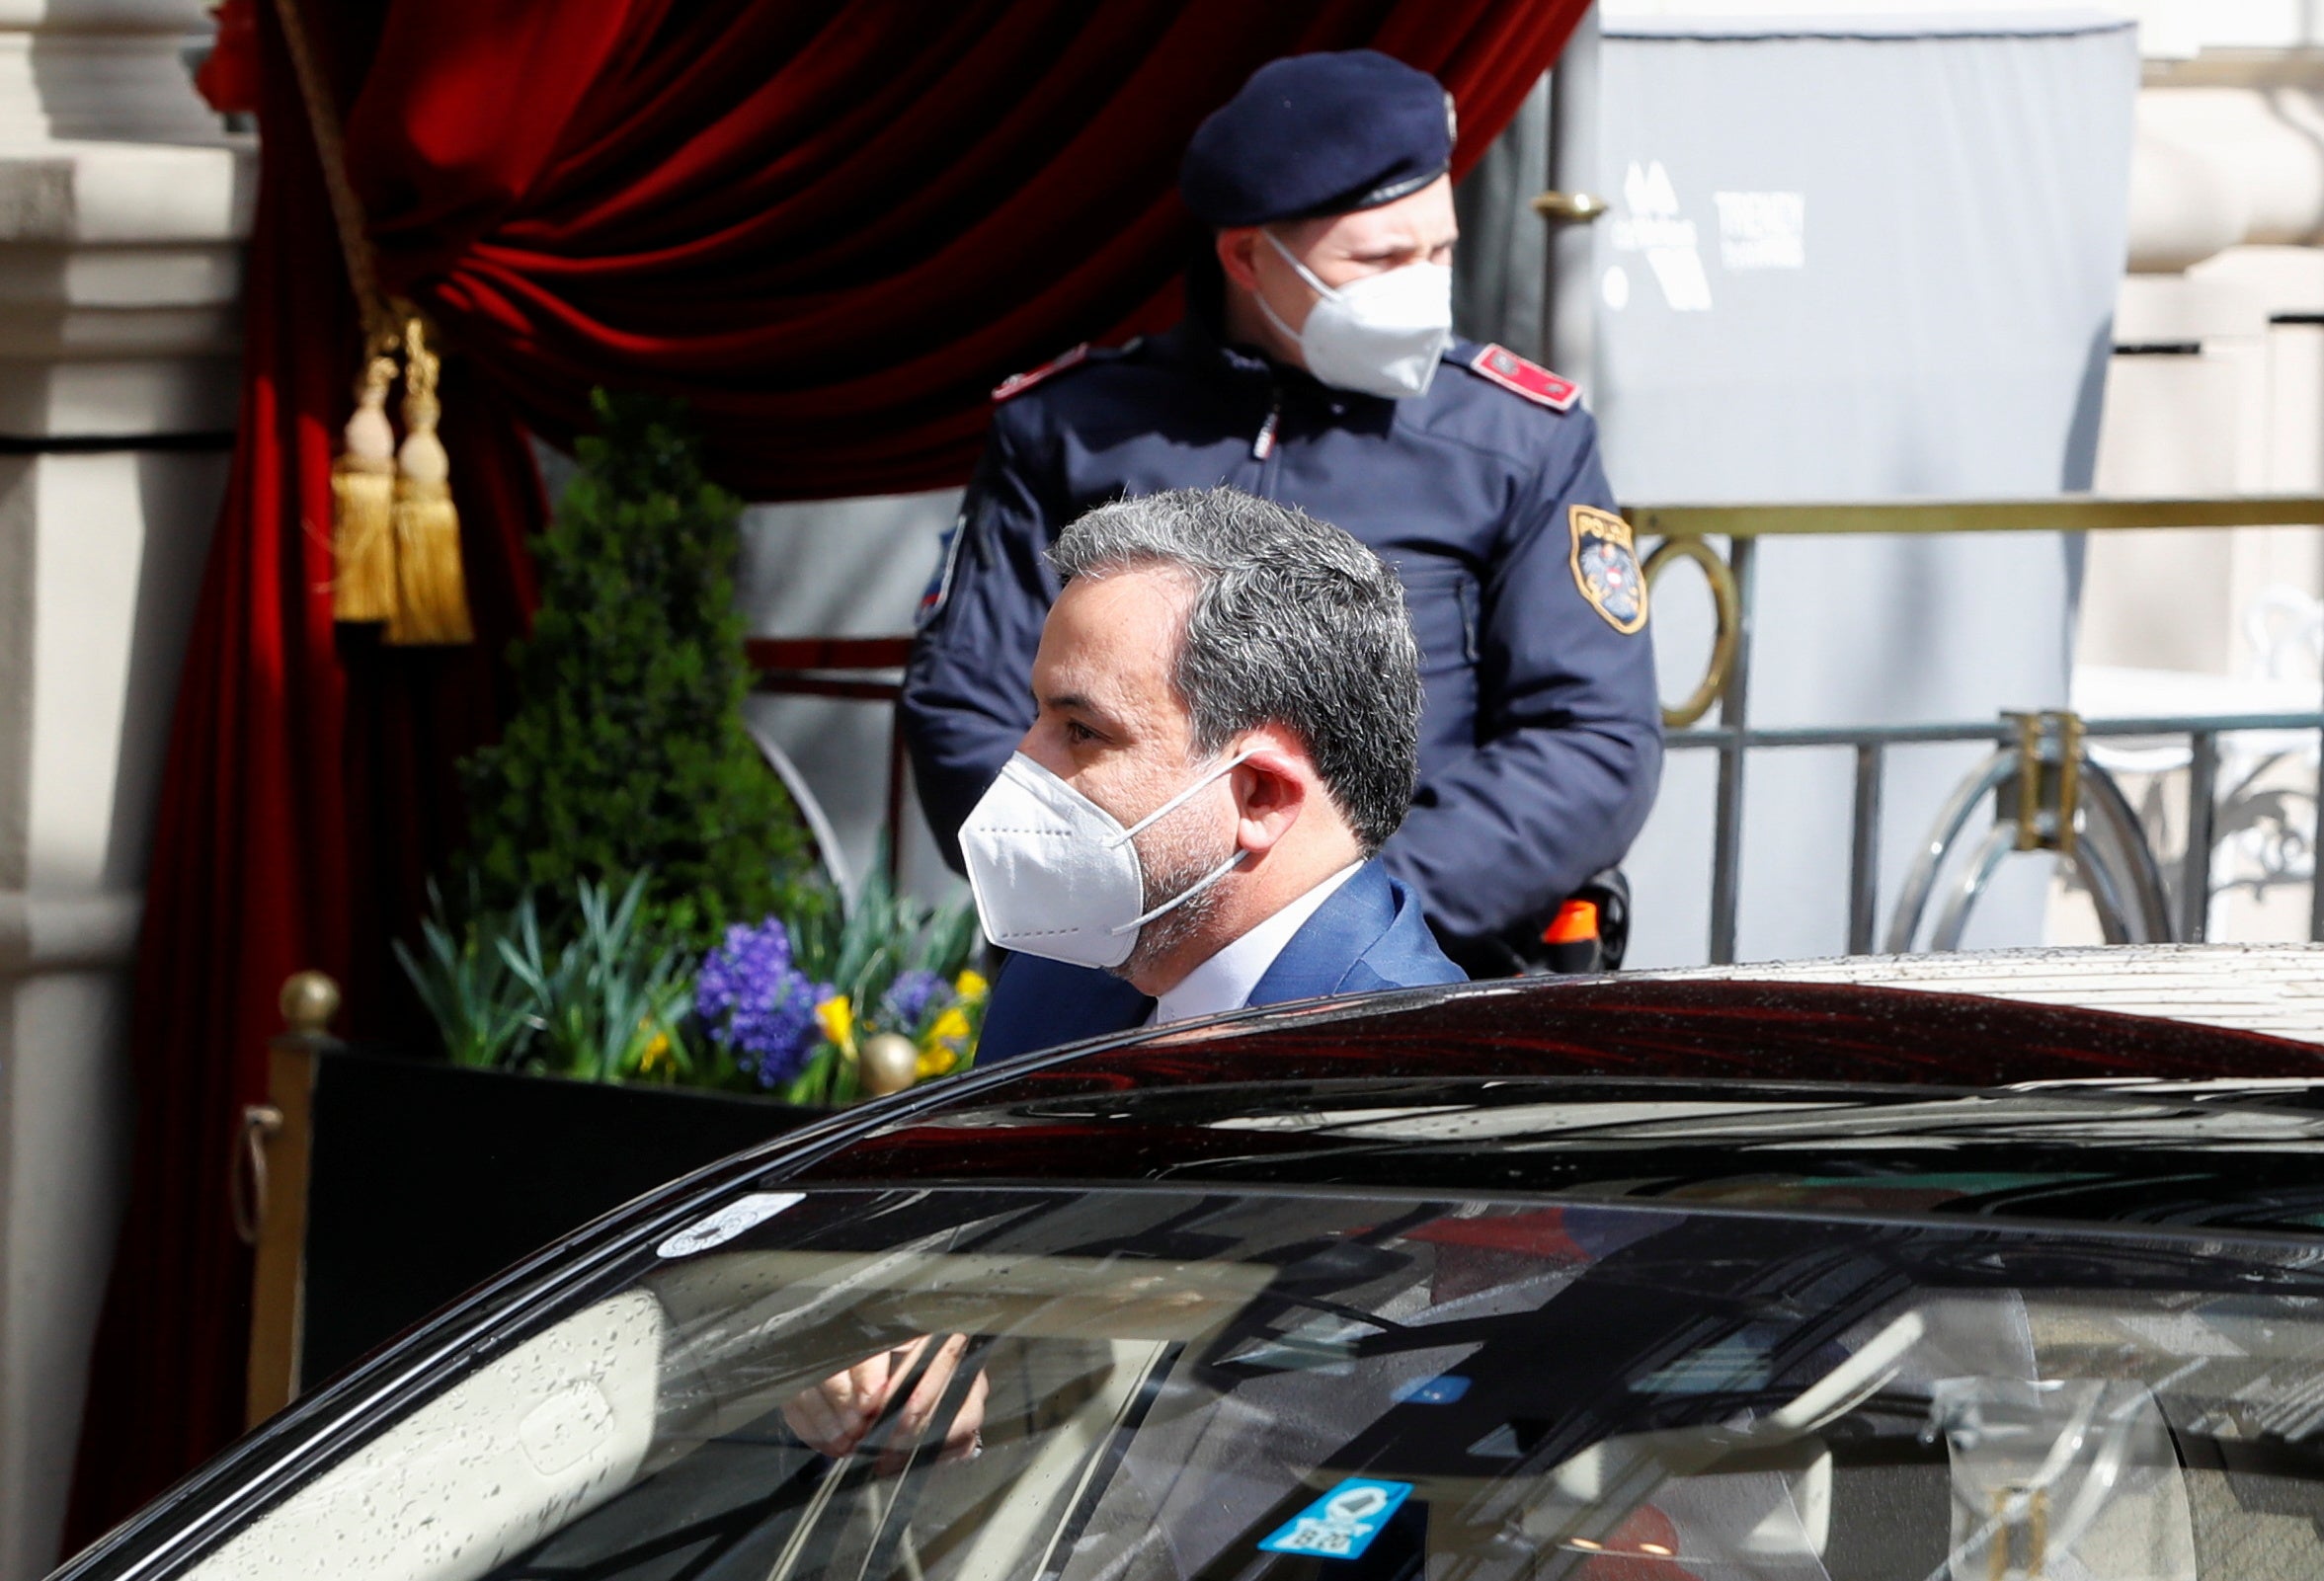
[967,486,1465,1065]
[786,490,1458,1454]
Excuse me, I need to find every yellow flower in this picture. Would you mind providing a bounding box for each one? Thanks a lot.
[639,1030,673,1074]
[815,993,854,1050]
[953,969,989,1000]
[916,1005,972,1080]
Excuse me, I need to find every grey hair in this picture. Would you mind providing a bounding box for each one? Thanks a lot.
[1048,487,1423,854]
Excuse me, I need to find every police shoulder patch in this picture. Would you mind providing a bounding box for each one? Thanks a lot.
[1466,344,1579,411]
[1568,505,1647,634]
[992,344,1091,403]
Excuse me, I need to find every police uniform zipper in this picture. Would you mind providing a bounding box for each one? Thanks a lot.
[1250,391,1281,461]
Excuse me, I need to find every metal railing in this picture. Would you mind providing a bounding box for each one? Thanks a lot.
[745,636,912,892]
[1634,496,2324,964]
[739,500,2324,959]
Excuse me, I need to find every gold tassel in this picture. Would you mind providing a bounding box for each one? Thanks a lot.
[385,315,474,646]
[330,335,399,622]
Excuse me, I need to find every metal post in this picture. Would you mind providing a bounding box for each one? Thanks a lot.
[2314,723,2324,944]
[886,713,909,890]
[2181,731,2217,944]
[1848,743,1883,954]
[1708,536,1756,965]
[1542,7,1600,382]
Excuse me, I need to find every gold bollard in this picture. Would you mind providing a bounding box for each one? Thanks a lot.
[279,969,342,1037]
[245,969,338,1428]
[859,1033,920,1097]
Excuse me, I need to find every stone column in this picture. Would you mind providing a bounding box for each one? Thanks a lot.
[0,4,250,1575]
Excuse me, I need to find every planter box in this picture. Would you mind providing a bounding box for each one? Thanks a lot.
[245,1040,817,1422]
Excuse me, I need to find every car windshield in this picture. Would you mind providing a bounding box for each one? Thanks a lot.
[181,1184,2324,1581]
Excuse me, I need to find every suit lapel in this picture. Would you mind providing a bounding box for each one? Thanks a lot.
[1248,862,1400,1006]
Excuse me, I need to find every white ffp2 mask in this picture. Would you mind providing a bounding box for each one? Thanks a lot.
[1256,230,1452,400]
[959,751,1251,970]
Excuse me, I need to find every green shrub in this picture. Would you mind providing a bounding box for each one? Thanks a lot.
[461,390,808,941]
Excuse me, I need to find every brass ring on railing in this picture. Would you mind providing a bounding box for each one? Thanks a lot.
[1531,191,1610,223]
[231,1103,283,1247]
[1643,537,1739,729]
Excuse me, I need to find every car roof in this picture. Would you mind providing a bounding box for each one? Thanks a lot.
[777,976,2324,1234]
[1638,942,2324,1047]
[922,973,2324,1102]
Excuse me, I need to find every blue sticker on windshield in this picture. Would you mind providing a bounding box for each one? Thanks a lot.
[1394,1375,1471,1405]
[1259,1478,1413,1560]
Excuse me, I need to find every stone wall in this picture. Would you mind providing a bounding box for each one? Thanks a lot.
[0,5,249,1575]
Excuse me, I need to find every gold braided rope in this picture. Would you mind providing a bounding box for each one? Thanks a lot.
[267,0,390,343]
[267,0,471,642]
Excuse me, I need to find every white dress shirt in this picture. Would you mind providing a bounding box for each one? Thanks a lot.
[1146,863,1362,1027]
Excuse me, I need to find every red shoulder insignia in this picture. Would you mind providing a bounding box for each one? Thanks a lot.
[992,344,1090,403]
[1466,344,1579,412]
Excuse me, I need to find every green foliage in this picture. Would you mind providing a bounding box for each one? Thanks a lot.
[400,874,697,1084]
[409,388,980,1103]
[461,389,808,943]
[499,875,697,1083]
[393,881,530,1069]
[788,866,980,1026]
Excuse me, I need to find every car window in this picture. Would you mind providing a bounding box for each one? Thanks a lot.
[171,1186,2324,1581]
[190,1292,666,1580]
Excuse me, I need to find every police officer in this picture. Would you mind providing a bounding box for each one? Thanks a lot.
[902,49,1661,970]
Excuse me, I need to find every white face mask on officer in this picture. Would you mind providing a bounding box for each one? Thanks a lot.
[959,749,1253,971]
[1254,229,1452,401]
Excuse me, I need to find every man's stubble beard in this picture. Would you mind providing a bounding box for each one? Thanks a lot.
[1109,786,1238,986]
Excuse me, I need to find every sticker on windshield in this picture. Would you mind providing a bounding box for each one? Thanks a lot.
[1393,1374,1471,1405]
[1259,1478,1413,1560]
[656,1192,804,1259]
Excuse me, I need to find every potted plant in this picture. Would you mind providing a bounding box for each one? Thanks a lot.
[252,395,985,1404]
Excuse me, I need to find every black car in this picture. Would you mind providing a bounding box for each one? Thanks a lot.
[55,976,2324,1581]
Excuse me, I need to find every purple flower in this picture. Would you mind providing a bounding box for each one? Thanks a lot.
[697,918,827,1086]
[881,969,950,1034]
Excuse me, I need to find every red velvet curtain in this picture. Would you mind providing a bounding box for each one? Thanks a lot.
[68,0,1587,1549]
[352,0,1580,495]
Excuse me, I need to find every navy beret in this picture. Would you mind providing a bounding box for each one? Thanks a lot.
[1180,50,1455,228]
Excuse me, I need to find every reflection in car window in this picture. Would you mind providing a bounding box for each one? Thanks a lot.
[183,1186,2324,1581]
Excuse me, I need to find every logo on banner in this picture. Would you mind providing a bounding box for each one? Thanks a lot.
[1715,190,1806,271]
[1609,160,1713,312]
[1569,506,1647,635]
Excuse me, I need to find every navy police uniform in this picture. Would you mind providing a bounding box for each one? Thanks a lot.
[900,50,1662,950]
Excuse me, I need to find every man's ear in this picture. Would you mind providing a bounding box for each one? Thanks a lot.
[1229,746,1308,855]
[1216,227,1263,294]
